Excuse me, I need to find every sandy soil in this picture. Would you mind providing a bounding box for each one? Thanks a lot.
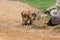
[0,28,60,40]
[0,0,60,40]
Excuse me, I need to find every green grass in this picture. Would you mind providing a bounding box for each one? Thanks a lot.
[53,25,60,30]
[19,0,56,10]
[58,7,60,10]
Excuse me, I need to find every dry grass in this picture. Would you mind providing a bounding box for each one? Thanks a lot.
[0,0,39,28]
[0,0,60,40]
[32,11,49,29]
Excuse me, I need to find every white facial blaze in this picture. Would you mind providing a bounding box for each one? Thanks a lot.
[27,20,30,24]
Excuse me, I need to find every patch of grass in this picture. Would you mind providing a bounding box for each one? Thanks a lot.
[58,7,60,10]
[19,0,56,10]
[53,25,60,30]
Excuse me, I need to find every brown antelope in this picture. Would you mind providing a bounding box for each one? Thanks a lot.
[21,10,36,25]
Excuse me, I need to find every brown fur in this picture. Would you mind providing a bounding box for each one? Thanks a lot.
[21,10,34,25]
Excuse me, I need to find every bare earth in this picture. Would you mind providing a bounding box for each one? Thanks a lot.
[0,0,60,40]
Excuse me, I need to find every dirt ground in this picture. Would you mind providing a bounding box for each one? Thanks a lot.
[0,0,60,40]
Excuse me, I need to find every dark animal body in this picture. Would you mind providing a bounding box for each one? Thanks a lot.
[45,8,60,26]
